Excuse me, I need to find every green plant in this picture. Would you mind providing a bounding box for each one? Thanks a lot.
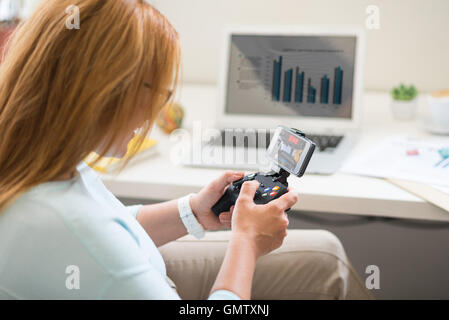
[391,84,418,101]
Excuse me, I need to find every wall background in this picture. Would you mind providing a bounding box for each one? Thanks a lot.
[18,0,449,92]
[150,0,449,93]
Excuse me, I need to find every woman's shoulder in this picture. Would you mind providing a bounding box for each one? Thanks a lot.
[13,175,96,219]
[2,166,152,255]
[0,176,151,293]
[0,179,104,245]
[0,167,118,246]
[11,161,113,220]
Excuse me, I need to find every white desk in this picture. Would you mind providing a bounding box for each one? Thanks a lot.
[100,84,449,222]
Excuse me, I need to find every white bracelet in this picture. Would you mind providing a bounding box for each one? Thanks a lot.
[178,193,205,239]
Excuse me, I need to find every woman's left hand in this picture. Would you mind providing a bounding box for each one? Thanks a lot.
[190,171,245,230]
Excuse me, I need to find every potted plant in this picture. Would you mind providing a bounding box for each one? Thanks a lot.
[390,84,418,120]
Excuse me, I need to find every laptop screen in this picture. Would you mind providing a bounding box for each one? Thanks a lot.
[225,34,357,119]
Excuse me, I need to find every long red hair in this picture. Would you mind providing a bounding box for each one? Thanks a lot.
[0,0,181,211]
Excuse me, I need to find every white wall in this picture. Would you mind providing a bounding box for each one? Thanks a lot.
[19,0,40,19]
[151,0,449,93]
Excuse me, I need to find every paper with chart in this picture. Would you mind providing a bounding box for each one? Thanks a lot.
[341,136,449,188]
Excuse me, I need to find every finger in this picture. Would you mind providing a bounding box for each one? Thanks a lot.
[212,171,245,192]
[222,221,232,229]
[229,205,235,215]
[219,212,231,222]
[270,188,298,211]
[283,212,289,227]
[219,219,232,228]
[238,180,260,202]
[219,213,232,228]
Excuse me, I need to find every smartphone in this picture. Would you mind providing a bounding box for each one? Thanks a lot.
[266,125,316,177]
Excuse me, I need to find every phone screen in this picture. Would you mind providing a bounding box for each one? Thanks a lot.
[266,126,311,175]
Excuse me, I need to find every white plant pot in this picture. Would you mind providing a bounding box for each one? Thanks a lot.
[390,98,417,121]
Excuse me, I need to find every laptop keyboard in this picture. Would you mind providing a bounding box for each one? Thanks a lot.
[208,130,273,149]
[208,129,343,152]
[307,134,344,152]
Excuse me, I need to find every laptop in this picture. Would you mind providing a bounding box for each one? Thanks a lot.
[182,26,365,174]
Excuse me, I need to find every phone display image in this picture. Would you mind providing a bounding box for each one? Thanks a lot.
[266,126,316,177]
[270,132,307,174]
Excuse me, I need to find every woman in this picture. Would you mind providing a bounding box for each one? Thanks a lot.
[0,0,371,299]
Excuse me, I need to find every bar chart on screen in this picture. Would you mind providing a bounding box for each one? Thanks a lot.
[271,55,344,105]
[226,35,356,119]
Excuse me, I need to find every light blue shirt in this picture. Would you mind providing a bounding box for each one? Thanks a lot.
[0,162,239,300]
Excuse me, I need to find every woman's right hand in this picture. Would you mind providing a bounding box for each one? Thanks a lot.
[231,180,299,259]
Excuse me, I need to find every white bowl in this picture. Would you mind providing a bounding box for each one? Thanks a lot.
[426,94,449,134]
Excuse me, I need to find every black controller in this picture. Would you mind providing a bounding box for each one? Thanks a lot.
[211,126,316,216]
[212,169,291,216]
